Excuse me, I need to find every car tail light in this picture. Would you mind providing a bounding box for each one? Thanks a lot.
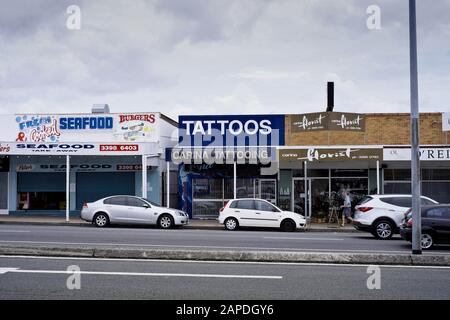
[82,202,88,209]
[219,207,224,213]
[407,218,413,228]
[358,207,373,212]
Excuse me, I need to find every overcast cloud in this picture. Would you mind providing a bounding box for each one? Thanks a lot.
[0,0,449,119]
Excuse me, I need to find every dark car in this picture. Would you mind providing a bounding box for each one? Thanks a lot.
[400,204,450,249]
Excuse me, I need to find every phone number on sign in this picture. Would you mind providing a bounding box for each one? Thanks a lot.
[100,144,139,152]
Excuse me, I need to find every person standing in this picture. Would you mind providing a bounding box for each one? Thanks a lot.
[341,191,352,227]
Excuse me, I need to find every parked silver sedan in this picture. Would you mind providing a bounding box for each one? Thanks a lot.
[80,195,189,229]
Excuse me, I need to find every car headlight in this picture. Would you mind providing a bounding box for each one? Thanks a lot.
[177,211,186,217]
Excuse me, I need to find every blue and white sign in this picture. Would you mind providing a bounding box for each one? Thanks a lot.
[178,115,285,147]
[59,116,113,130]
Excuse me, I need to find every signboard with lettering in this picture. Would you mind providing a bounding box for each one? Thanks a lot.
[0,142,158,156]
[328,112,365,131]
[168,147,274,165]
[290,113,328,132]
[279,147,383,163]
[15,163,153,172]
[383,147,450,161]
[178,115,285,147]
[0,113,160,143]
[290,112,365,132]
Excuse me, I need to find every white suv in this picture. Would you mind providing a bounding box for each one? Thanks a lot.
[218,198,307,232]
[353,194,438,239]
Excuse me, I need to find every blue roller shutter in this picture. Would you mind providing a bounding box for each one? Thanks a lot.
[76,172,135,209]
[17,173,65,192]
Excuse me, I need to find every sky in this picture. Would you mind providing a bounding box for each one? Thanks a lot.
[0,0,449,120]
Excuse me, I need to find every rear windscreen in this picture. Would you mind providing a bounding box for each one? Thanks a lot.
[357,196,373,206]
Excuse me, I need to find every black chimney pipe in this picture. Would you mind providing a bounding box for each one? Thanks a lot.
[326,82,334,112]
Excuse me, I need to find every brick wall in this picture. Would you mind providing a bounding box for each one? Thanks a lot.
[285,112,450,146]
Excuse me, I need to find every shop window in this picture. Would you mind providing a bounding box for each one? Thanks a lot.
[422,181,450,204]
[192,201,223,218]
[193,179,223,199]
[331,178,368,208]
[383,182,411,194]
[331,169,368,177]
[17,192,66,210]
[293,169,329,178]
[422,169,450,180]
[384,169,411,181]
[224,178,256,199]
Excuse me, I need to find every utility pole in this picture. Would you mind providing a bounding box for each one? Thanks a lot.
[409,0,421,254]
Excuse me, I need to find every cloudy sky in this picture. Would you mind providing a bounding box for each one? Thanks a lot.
[0,0,449,120]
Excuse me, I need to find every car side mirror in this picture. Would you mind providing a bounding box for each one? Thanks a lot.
[143,204,150,209]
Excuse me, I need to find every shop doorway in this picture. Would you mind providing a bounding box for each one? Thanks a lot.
[292,178,330,221]
[292,178,311,219]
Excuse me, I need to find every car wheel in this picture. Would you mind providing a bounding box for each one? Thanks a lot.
[158,214,174,229]
[373,220,394,239]
[94,213,109,228]
[281,219,296,232]
[224,217,239,231]
[421,233,434,250]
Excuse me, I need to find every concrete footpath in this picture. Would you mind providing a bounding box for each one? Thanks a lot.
[0,215,358,232]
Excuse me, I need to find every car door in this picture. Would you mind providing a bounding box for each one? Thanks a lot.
[441,208,450,243]
[232,200,256,227]
[125,197,156,225]
[425,207,450,242]
[103,196,130,223]
[254,200,282,228]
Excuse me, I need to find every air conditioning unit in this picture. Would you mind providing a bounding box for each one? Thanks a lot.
[91,104,110,114]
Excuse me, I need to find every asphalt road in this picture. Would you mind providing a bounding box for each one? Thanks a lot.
[1,256,449,299]
[0,224,449,254]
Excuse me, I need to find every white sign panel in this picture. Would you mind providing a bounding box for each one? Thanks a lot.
[443,113,450,132]
[0,142,159,156]
[384,147,450,161]
[0,113,160,143]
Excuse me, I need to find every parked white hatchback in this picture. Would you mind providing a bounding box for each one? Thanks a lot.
[218,198,307,232]
[80,195,189,229]
[353,194,438,239]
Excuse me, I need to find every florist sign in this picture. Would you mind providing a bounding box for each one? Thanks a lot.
[290,112,365,132]
[279,148,382,163]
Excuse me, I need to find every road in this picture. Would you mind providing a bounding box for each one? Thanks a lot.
[1,255,449,299]
[0,224,449,254]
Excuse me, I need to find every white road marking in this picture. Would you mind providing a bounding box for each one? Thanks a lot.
[263,236,344,241]
[0,267,19,274]
[0,267,282,279]
[1,255,450,270]
[0,230,30,233]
